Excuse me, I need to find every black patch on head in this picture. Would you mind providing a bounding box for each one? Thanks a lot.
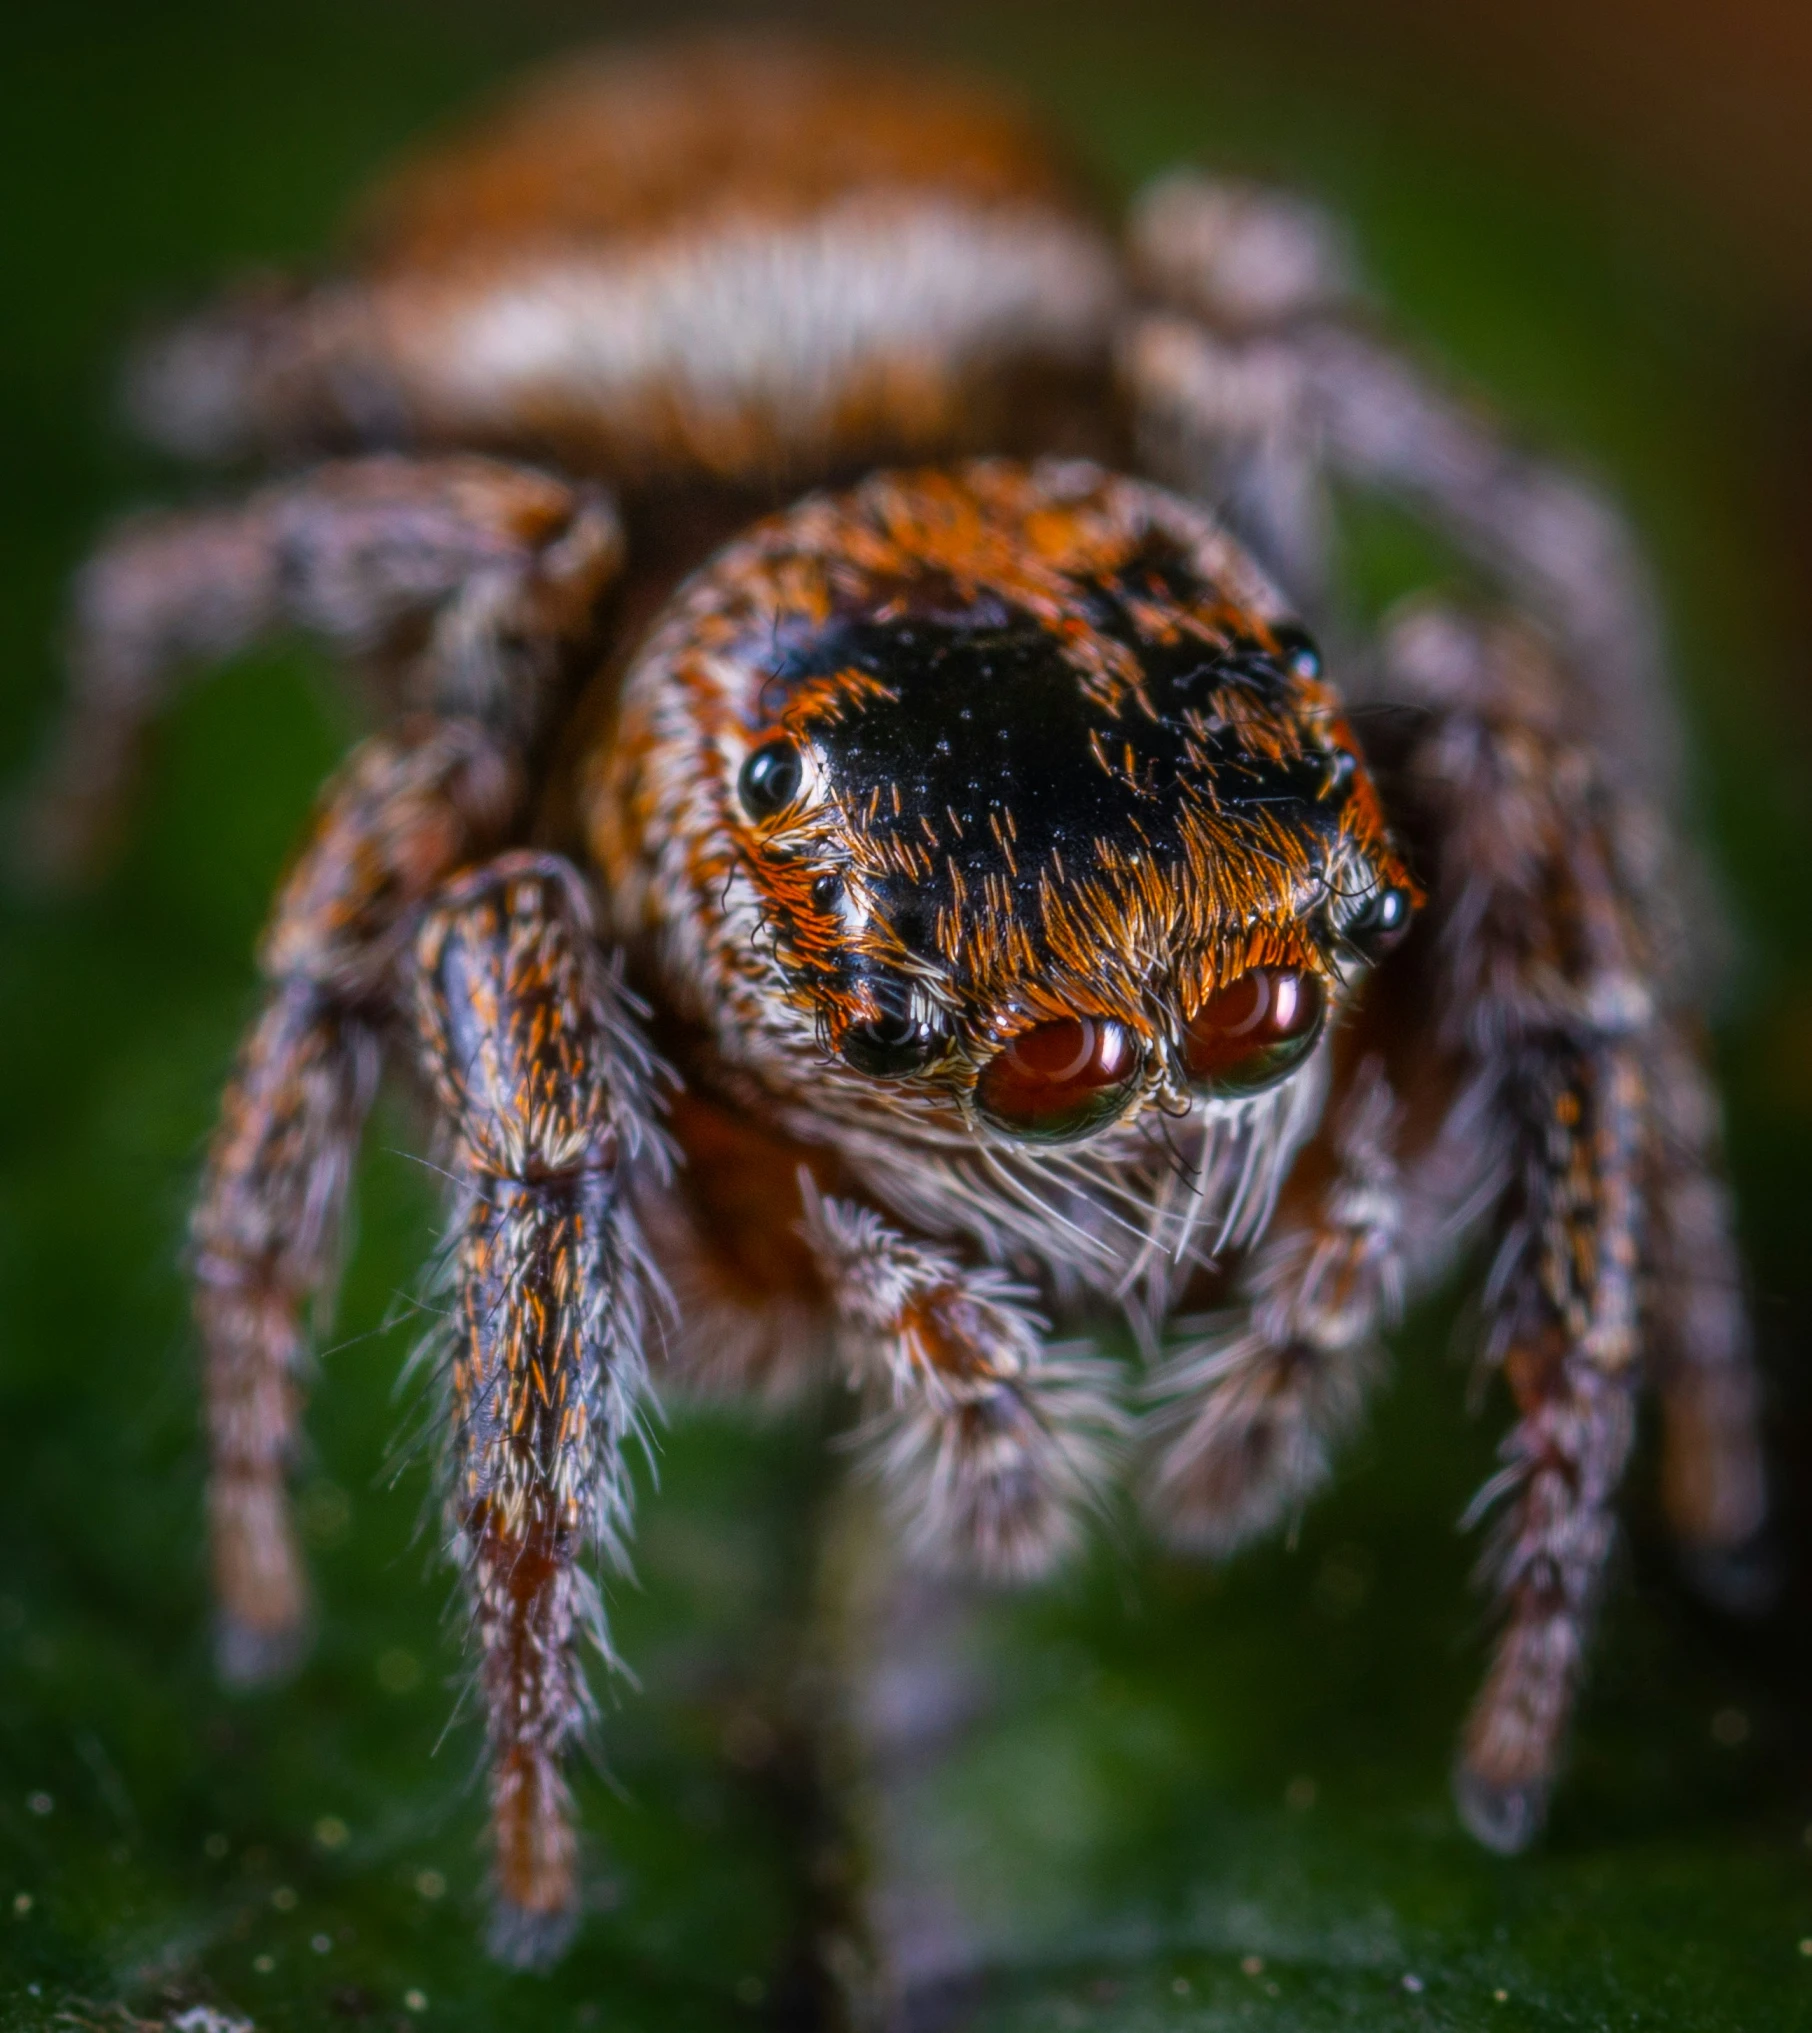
[759,545,1345,970]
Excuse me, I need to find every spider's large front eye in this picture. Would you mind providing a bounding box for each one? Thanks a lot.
[841,980,941,1078]
[975,1017,1141,1143]
[738,738,803,818]
[1182,968,1325,1095]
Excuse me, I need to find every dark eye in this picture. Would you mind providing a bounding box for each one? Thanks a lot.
[1270,622,1322,681]
[841,979,941,1077]
[738,738,803,818]
[1345,885,1414,961]
[1182,968,1325,1094]
[974,1017,1142,1143]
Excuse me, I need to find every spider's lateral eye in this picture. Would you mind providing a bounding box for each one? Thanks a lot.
[1182,967,1325,1095]
[1271,622,1322,681]
[975,1016,1142,1143]
[738,738,803,818]
[841,978,941,1078]
[1346,885,1414,961]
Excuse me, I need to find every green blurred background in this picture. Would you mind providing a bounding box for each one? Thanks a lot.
[5,1,1812,2027]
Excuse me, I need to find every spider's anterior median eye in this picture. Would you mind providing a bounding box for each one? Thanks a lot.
[738,738,803,818]
[1182,968,1325,1095]
[975,1017,1142,1143]
[841,980,942,1078]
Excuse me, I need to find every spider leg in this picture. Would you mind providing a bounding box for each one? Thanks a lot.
[23,454,618,881]
[1645,1018,1769,1606]
[1390,610,1670,1850]
[410,851,665,1969]
[1143,1059,1406,1553]
[1457,1051,1643,1854]
[801,1192,1123,1583]
[1119,173,1358,610]
[1121,173,1678,810]
[192,718,517,1683]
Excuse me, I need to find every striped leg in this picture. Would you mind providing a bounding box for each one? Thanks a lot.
[1456,1038,1644,1849]
[1645,1019,1769,1607]
[411,852,663,1966]
[24,454,617,881]
[191,718,515,1681]
[1121,171,1680,812]
[1393,611,1658,1848]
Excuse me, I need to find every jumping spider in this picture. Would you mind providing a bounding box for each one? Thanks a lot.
[26,34,1764,1967]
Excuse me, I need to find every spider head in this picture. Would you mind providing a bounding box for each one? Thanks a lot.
[600,459,1416,1143]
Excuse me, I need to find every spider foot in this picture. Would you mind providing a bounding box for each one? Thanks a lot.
[1676,1527,1783,1619]
[485,1745,583,1970]
[485,1898,581,1974]
[1451,1763,1550,1856]
[209,1469,315,1689]
[214,1611,312,1690]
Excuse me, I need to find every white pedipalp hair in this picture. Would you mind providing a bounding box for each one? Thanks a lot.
[773,1035,1333,1329]
[1117,1046,1331,1338]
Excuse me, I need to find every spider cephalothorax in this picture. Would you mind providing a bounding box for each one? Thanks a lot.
[599,458,1414,1287]
[27,31,1763,1989]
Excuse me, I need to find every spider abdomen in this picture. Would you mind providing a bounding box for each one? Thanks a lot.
[131,37,1125,483]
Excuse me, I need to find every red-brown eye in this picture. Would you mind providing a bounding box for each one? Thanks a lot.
[975,1017,1141,1143]
[1182,968,1325,1095]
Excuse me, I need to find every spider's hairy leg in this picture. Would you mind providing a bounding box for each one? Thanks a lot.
[193,717,518,1684]
[411,852,664,1969]
[802,1193,1122,1583]
[1457,1040,1644,1854]
[1120,173,1359,610]
[1396,610,1668,1852]
[24,454,619,882]
[1144,1062,1406,1554]
[1645,1020,1770,1608]
[1123,179,1679,810]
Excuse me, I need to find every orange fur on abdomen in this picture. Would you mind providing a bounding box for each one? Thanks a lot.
[137,37,1125,483]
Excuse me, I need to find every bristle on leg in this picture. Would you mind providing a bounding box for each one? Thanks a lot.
[804,1192,1122,1582]
[413,852,663,1964]
[1395,618,1651,1847]
[191,720,516,1688]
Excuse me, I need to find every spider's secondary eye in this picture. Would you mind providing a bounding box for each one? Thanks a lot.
[975,1017,1141,1143]
[1345,885,1414,961]
[1270,622,1322,681]
[738,738,803,818]
[1182,968,1325,1095]
[841,980,941,1078]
